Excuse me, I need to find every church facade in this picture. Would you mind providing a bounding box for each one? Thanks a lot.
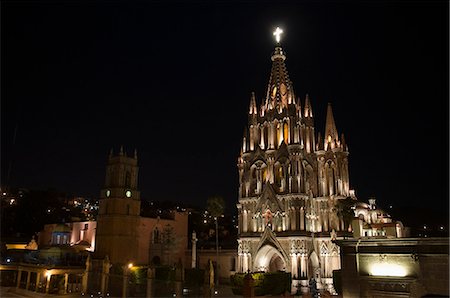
[236,40,370,293]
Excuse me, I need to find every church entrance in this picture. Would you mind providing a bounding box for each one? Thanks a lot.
[254,245,287,272]
[308,251,320,279]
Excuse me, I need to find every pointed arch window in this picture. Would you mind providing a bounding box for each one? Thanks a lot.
[320,243,328,256]
[283,122,289,144]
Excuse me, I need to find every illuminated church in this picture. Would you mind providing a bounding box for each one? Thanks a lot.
[236,28,404,294]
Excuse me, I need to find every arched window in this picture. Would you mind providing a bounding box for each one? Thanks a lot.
[264,125,269,149]
[283,122,289,144]
[276,123,281,146]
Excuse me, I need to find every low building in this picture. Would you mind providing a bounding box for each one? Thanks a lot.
[38,222,97,252]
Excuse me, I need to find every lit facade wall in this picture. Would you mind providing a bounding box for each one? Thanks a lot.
[335,238,449,297]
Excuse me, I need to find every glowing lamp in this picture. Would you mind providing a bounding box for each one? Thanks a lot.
[370,263,407,277]
[128,263,133,269]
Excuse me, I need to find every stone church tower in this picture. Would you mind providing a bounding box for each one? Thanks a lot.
[236,36,350,293]
[95,147,141,264]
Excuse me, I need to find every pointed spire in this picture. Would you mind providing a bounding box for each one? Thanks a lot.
[264,44,295,111]
[325,102,339,145]
[296,96,302,118]
[304,94,313,117]
[341,133,347,151]
[242,127,248,152]
[249,92,258,115]
[119,145,124,156]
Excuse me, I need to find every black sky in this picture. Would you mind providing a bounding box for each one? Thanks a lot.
[2,1,449,229]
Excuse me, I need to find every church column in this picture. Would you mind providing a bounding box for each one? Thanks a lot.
[35,272,41,292]
[64,273,69,294]
[16,269,22,288]
[260,125,265,149]
[249,125,254,151]
[237,254,241,272]
[268,122,273,149]
[243,209,248,232]
[248,210,253,232]
[25,271,31,290]
[291,254,298,279]
[256,168,262,194]
[243,254,248,272]
[317,206,323,232]
[301,255,307,278]
[300,207,305,230]
[290,208,296,230]
[45,273,51,294]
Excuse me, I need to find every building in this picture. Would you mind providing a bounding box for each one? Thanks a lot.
[2,149,189,296]
[94,148,188,266]
[235,31,405,294]
[38,222,97,252]
[335,237,449,297]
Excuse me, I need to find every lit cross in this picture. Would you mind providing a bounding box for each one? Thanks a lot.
[273,27,283,43]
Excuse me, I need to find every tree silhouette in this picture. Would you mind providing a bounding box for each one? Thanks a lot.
[206,196,225,286]
[336,197,356,231]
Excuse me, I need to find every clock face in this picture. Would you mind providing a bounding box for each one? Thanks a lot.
[125,190,132,198]
[106,190,111,198]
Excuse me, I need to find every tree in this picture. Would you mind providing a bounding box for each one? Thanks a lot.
[206,196,225,287]
[336,197,356,231]
[161,224,180,265]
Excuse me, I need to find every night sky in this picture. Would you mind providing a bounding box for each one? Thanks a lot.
[2,1,448,229]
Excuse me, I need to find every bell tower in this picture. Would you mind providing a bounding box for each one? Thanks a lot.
[95,146,141,264]
[99,146,141,213]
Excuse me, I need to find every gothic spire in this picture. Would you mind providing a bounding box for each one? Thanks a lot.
[341,133,348,151]
[304,94,313,118]
[264,41,295,111]
[249,92,258,115]
[325,102,339,144]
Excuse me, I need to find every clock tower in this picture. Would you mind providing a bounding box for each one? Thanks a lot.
[95,146,141,264]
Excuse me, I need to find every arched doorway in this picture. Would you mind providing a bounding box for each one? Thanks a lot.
[254,245,287,272]
[308,251,320,279]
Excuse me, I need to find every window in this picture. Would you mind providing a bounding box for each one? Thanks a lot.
[283,122,288,143]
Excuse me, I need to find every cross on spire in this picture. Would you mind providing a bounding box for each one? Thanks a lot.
[273,27,283,44]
